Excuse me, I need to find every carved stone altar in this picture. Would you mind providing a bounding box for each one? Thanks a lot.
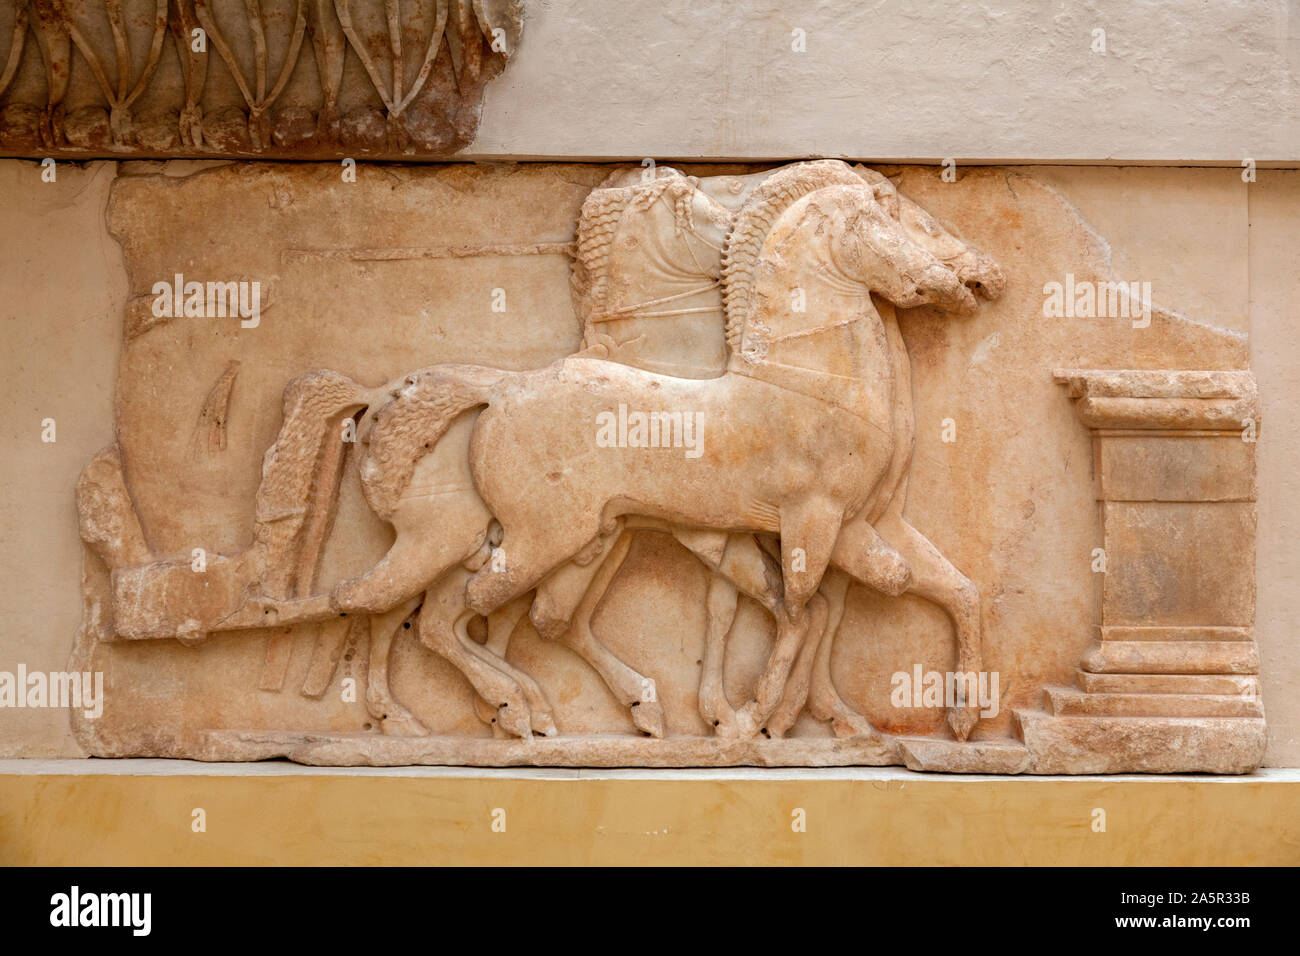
[1013,369,1265,772]
[66,159,1265,773]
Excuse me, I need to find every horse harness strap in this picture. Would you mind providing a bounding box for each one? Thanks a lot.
[589,190,728,325]
[588,279,723,324]
[763,311,869,345]
[727,359,893,438]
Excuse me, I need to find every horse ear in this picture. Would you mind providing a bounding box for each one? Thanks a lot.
[868,181,900,219]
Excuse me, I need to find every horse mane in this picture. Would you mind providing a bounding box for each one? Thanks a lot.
[571,172,702,324]
[721,160,866,351]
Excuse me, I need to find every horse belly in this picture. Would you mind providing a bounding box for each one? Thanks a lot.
[467,368,748,534]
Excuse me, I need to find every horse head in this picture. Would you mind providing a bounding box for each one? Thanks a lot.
[573,170,734,378]
[721,160,1001,372]
[857,168,1006,306]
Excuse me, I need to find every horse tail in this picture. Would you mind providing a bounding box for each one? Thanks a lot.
[360,365,505,520]
[255,369,372,541]
[253,370,374,594]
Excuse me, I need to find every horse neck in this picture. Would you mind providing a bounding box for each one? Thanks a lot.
[866,298,916,520]
[585,196,728,378]
[879,299,915,440]
[726,239,895,428]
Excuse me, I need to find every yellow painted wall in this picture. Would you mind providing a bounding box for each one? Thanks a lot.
[2,767,1297,866]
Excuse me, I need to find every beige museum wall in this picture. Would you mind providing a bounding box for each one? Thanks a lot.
[0,159,1297,765]
[1,160,125,758]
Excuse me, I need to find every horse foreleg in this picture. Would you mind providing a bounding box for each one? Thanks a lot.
[819,511,924,739]
[763,590,829,738]
[364,599,428,736]
[672,531,777,738]
[735,499,841,738]
[876,512,983,741]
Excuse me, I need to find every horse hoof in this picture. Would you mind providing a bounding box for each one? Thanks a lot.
[531,710,559,737]
[630,700,665,738]
[380,710,429,737]
[497,702,533,740]
[709,709,740,739]
[734,702,764,740]
[830,710,882,741]
[948,705,980,742]
[763,719,792,740]
[330,578,365,613]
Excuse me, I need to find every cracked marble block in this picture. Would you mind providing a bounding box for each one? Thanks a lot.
[1014,371,1265,773]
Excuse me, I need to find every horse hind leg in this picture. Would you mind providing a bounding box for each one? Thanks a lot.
[364,598,428,736]
[552,531,667,738]
[454,608,559,738]
[417,572,535,739]
[472,521,667,738]
[698,575,740,737]
[529,521,627,640]
[336,416,492,615]
[434,567,558,737]
[804,571,883,739]
[333,528,448,615]
[471,594,534,734]
[464,518,604,618]
[441,548,553,738]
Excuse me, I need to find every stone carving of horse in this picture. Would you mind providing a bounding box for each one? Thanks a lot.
[327,160,1003,739]
[441,162,1005,743]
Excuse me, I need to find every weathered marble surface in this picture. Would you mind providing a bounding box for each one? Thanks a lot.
[0,0,521,158]
[61,160,1264,772]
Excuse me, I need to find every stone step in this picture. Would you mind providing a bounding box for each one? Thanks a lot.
[1082,641,1259,675]
[1076,672,1259,696]
[1099,626,1252,642]
[1045,686,1262,718]
[1012,710,1268,774]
